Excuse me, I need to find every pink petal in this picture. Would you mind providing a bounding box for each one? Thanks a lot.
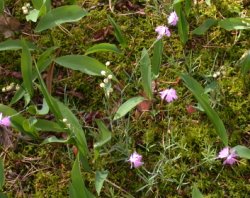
[217,147,229,159]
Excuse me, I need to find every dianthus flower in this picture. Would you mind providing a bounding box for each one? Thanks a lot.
[217,147,238,165]
[159,88,178,103]
[155,26,171,40]
[0,113,11,127]
[128,151,144,168]
[168,11,178,26]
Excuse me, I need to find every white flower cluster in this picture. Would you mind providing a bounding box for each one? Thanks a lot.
[99,63,113,97]
[213,66,226,79]
[22,3,31,15]
[2,82,20,92]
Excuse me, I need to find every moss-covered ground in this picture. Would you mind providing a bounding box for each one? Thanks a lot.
[0,0,250,197]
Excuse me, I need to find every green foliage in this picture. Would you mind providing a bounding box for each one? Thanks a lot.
[192,19,218,35]
[113,96,145,120]
[0,40,36,51]
[85,43,121,55]
[151,39,163,78]
[95,170,108,196]
[192,186,203,198]
[94,120,112,149]
[0,158,4,191]
[35,5,87,32]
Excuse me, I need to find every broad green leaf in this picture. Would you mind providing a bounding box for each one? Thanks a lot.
[85,43,121,55]
[205,0,211,6]
[107,15,127,48]
[27,98,49,115]
[35,119,66,133]
[0,0,4,14]
[113,96,145,120]
[192,186,203,198]
[174,3,189,44]
[0,104,37,137]
[32,0,51,14]
[185,0,191,16]
[0,158,4,190]
[151,39,163,78]
[42,136,69,144]
[34,62,62,119]
[95,171,108,196]
[21,40,33,97]
[218,18,250,31]
[22,117,38,136]
[94,120,112,149]
[0,39,36,51]
[180,74,228,146]
[53,98,89,156]
[173,0,184,4]
[70,156,95,198]
[239,50,250,76]
[55,55,116,79]
[234,145,250,159]
[0,193,7,198]
[192,19,217,35]
[35,5,87,32]
[140,48,152,99]
[26,9,40,22]
[10,47,56,105]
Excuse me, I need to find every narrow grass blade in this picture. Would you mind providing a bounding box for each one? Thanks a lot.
[180,73,228,146]
[0,39,36,51]
[140,48,153,99]
[95,170,108,196]
[192,19,217,35]
[0,158,4,190]
[94,120,112,149]
[85,43,121,55]
[185,0,191,16]
[35,5,87,32]
[107,15,127,48]
[174,2,189,44]
[192,186,203,198]
[151,39,163,78]
[113,96,145,120]
[234,145,250,159]
[21,40,33,97]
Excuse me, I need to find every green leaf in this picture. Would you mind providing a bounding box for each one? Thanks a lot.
[239,50,250,76]
[205,0,211,6]
[10,47,56,105]
[151,39,163,78]
[0,104,37,137]
[21,40,33,97]
[95,171,108,196]
[94,120,112,149]
[192,186,203,198]
[55,55,116,78]
[0,0,4,14]
[218,18,250,31]
[173,0,184,4]
[35,5,87,32]
[113,96,145,120]
[185,0,191,16]
[53,98,89,156]
[174,2,189,44]
[26,9,40,22]
[0,39,36,51]
[0,157,4,190]
[140,48,152,99]
[85,43,121,55]
[180,74,228,146]
[42,136,69,144]
[192,19,218,35]
[35,119,66,133]
[70,156,95,198]
[107,15,127,48]
[234,145,250,159]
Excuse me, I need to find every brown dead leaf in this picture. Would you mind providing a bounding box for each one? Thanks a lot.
[93,26,113,42]
[0,14,21,38]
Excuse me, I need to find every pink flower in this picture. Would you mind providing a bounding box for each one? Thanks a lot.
[128,151,144,168]
[217,147,238,165]
[159,88,178,103]
[0,113,11,127]
[168,11,178,26]
[155,26,171,40]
